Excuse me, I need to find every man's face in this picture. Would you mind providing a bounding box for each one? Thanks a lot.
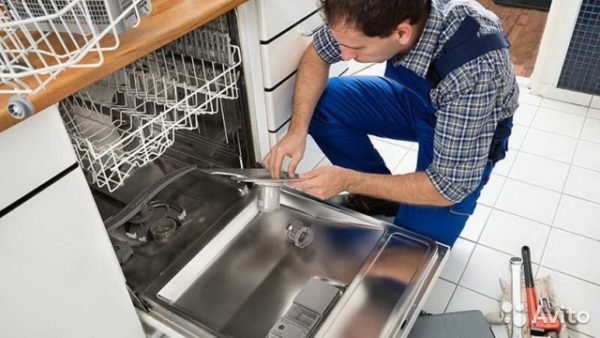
[330,22,411,63]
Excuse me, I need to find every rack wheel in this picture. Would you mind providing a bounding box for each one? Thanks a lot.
[7,96,34,119]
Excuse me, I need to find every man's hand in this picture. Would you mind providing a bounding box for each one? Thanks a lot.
[263,131,307,179]
[288,165,357,200]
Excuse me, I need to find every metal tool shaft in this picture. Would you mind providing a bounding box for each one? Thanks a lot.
[510,256,525,338]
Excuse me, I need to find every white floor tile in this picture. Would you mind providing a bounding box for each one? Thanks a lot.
[542,228,600,285]
[532,107,585,138]
[460,204,491,242]
[479,174,507,207]
[369,136,414,150]
[441,238,476,283]
[347,61,379,76]
[555,195,600,241]
[521,129,577,163]
[446,286,501,314]
[573,140,600,172]
[422,278,456,314]
[491,326,509,338]
[538,267,600,337]
[495,179,561,225]
[479,210,549,263]
[509,125,528,150]
[519,92,542,106]
[316,157,332,168]
[569,328,595,338]
[565,166,600,204]
[587,107,600,120]
[392,150,417,175]
[591,96,600,110]
[306,134,319,151]
[295,152,325,173]
[372,139,409,172]
[459,245,514,300]
[478,174,506,207]
[346,60,368,74]
[516,76,530,88]
[493,150,517,176]
[509,152,570,192]
[580,117,600,144]
[540,98,589,116]
[513,103,538,126]
[353,62,386,76]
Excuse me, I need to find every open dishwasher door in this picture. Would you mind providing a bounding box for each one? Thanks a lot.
[0,110,145,338]
[131,181,448,338]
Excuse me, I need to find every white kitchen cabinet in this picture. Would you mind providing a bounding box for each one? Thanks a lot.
[259,10,323,89]
[256,0,320,41]
[0,106,77,210]
[264,74,296,131]
[237,0,347,159]
[0,166,144,338]
[264,63,349,133]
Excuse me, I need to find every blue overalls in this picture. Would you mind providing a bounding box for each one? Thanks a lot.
[308,16,512,246]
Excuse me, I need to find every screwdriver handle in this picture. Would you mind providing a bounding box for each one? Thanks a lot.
[521,246,535,288]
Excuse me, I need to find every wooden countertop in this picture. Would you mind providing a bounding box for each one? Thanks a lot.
[0,0,247,133]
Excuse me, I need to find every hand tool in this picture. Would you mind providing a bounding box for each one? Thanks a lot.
[521,246,562,336]
[510,256,526,338]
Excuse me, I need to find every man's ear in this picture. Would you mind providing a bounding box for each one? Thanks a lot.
[394,21,412,45]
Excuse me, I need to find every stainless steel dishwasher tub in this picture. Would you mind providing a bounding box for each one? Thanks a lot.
[135,184,449,338]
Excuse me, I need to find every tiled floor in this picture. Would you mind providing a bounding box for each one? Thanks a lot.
[298,63,600,338]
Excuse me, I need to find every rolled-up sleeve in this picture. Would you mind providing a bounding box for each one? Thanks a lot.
[312,25,342,64]
[426,58,500,203]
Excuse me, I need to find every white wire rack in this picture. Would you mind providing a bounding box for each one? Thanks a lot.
[0,0,151,96]
[59,28,241,192]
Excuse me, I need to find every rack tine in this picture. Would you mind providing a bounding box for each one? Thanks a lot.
[59,22,241,192]
[0,0,152,96]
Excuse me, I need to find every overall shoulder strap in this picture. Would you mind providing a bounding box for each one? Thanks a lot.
[427,15,510,87]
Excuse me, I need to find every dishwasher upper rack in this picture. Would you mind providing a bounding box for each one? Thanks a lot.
[0,0,151,98]
[59,28,241,192]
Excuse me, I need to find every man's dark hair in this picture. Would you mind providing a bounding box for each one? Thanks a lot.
[320,0,430,37]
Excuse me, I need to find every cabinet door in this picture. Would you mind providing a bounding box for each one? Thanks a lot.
[259,11,323,89]
[264,60,348,131]
[0,168,145,338]
[0,105,77,211]
[257,0,319,41]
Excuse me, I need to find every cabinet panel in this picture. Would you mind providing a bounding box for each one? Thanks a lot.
[260,11,323,89]
[0,168,145,338]
[265,75,295,130]
[256,0,320,42]
[0,105,76,210]
[264,60,348,131]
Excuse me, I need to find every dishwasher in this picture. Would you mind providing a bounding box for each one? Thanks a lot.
[1,3,449,337]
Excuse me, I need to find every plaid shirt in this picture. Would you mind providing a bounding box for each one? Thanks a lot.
[312,0,519,203]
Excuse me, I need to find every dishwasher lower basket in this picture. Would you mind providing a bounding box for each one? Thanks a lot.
[0,0,151,96]
[59,27,241,192]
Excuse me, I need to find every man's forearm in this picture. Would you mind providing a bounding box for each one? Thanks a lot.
[288,44,330,135]
[345,171,453,207]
